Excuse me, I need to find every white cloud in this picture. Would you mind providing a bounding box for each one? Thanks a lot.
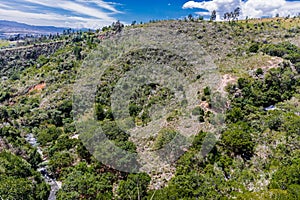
[56,1,115,20]
[195,11,212,16]
[183,0,300,20]
[0,4,13,9]
[0,0,121,29]
[76,0,121,13]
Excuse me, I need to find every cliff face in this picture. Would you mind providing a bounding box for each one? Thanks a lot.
[0,41,65,77]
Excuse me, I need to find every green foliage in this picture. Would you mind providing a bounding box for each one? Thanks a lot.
[288,184,300,199]
[28,148,43,169]
[150,165,230,199]
[73,46,82,60]
[0,125,20,138]
[48,134,77,157]
[0,151,50,200]
[236,189,295,200]
[0,106,9,122]
[0,177,35,200]
[203,86,211,96]
[249,43,260,53]
[57,164,115,200]
[57,100,73,118]
[1,19,300,200]
[36,125,63,146]
[191,131,208,150]
[221,122,255,158]
[285,52,300,64]
[226,107,244,123]
[270,157,300,190]
[0,151,32,177]
[76,142,92,161]
[49,151,74,176]
[117,173,151,200]
[95,103,106,120]
[47,109,64,126]
[37,55,49,66]
[0,90,10,103]
[265,110,286,131]
[262,42,300,63]
[230,66,299,109]
[101,121,130,144]
[198,115,205,122]
[150,171,206,199]
[256,68,264,76]
[128,103,141,117]
[192,106,205,116]
[0,125,26,147]
[152,128,178,150]
[294,62,300,73]
[282,113,300,136]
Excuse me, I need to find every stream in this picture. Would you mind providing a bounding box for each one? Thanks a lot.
[25,134,60,200]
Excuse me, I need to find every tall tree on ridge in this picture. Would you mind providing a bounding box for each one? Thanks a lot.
[210,10,217,21]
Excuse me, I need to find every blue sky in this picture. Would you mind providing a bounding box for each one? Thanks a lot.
[0,0,300,29]
[113,0,206,23]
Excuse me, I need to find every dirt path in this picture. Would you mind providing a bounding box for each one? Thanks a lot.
[217,74,237,96]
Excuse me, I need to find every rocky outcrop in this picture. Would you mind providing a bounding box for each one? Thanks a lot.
[0,41,65,77]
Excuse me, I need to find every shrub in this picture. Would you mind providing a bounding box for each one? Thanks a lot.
[249,43,260,53]
[285,53,300,64]
[295,62,300,73]
[192,107,205,116]
[128,103,141,117]
[204,86,211,96]
[198,115,205,122]
[117,173,151,200]
[152,128,178,150]
[270,158,300,190]
[49,151,74,175]
[36,125,63,146]
[221,122,254,159]
[256,68,264,76]
[95,103,105,120]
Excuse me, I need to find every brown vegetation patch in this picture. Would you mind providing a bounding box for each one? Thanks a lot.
[29,81,46,93]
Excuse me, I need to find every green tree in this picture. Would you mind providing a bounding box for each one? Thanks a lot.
[57,170,114,200]
[95,103,106,120]
[152,128,178,150]
[73,46,82,60]
[270,158,300,190]
[210,10,217,21]
[221,122,255,159]
[0,151,50,200]
[112,20,124,33]
[117,173,151,200]
[249,43,260,53]
[49,151,74,176]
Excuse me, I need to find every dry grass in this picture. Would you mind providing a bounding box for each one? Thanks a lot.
[239,17,300,29]
[0,40,9,48]
[217,54,277,77]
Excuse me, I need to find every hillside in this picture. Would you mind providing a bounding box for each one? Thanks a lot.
[0,20,66,39]
[0,17,300,199]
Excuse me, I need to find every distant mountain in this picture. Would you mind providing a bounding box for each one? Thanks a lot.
[0,20,66,39]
